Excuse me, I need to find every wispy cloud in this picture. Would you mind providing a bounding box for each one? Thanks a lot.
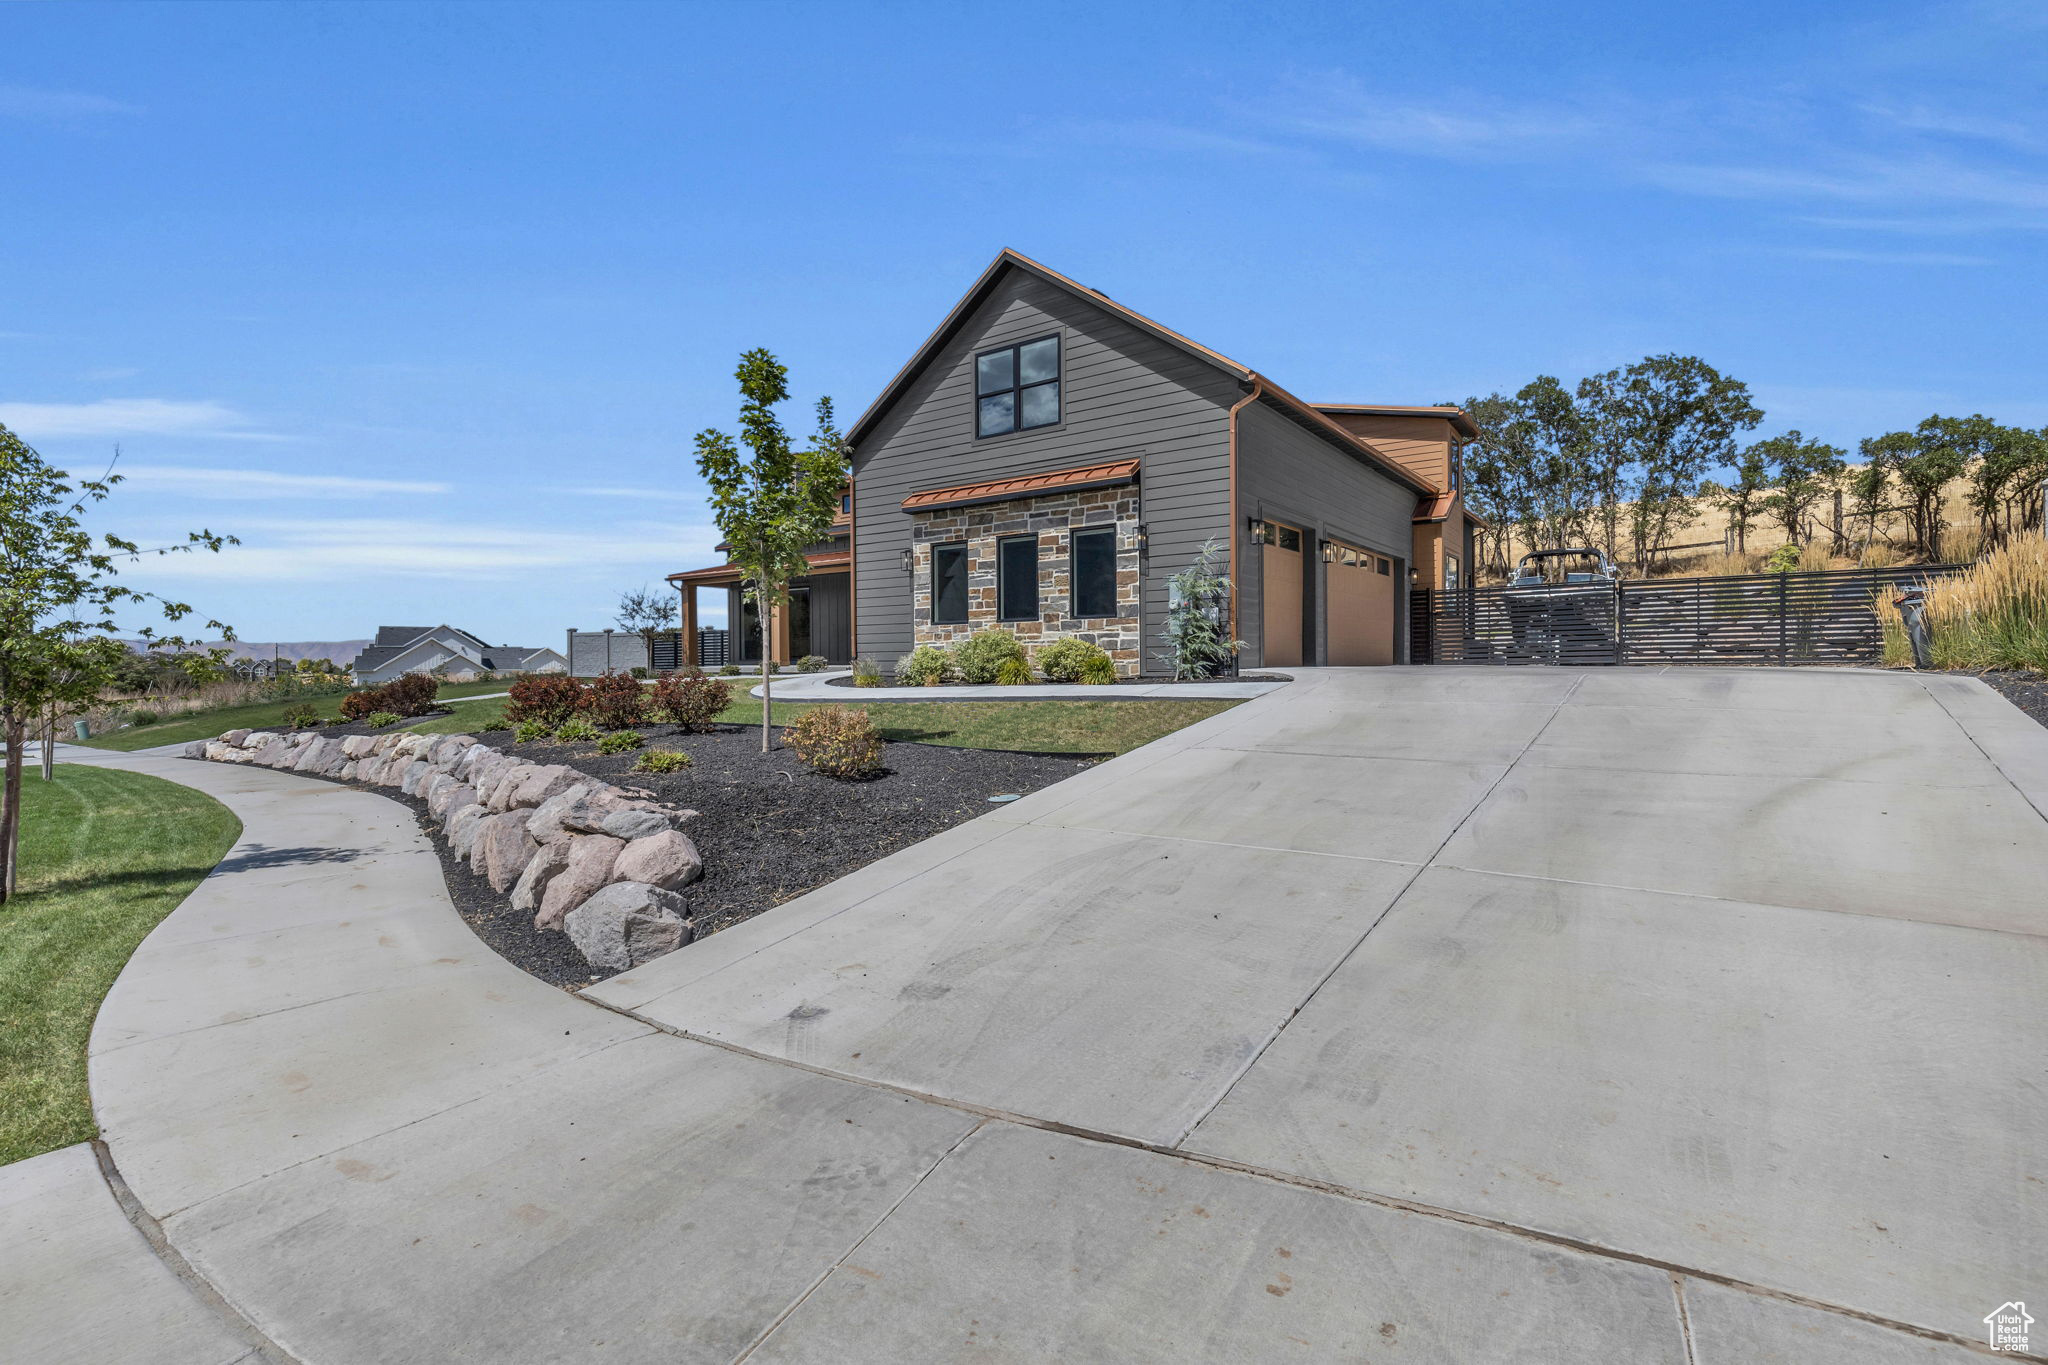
[0,398,281,441]
[117,466,451,499]
[119,516,715,583]
[1266,76,1611,160]
[546,485,706,503]
[0,86,138,121]
[1765,246,1995,267]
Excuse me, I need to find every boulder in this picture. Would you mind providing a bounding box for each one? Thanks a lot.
[474,756,522,809]
[221,729,253,747]
[338,760,358,782]
[421,773,455,809]
[524,784,594,843]
[564,882,690,970]
[400,759,433,796]
[428,780,476,820]
[534,833,625,931]
[292,738,333,773]
[429,735,477,767]
[341,734,379,759]
[600,808,670,841]
[508,764,582,810]
[243,731,279,749]
[477,811,539,892]
[446,804,489,861]
[183,740,209,759]
[203,741,237,762]
[509,839,573,915]
[250,738,290,767]
[612,830,703,892]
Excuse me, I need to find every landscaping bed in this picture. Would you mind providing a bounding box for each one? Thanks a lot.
[473,723,1094,983]
[824,672,1289,690]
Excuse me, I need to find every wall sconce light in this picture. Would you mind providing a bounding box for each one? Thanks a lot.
[1320,542,1339,563]
[899,548,914,574]
[1248,518,1269,542]
[1134,523,1149,554]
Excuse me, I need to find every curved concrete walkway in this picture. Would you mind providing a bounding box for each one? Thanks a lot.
[748,669,1289,701]
[6,668,2044,1362]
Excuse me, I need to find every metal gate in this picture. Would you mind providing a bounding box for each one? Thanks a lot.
[1411,565,1958,666]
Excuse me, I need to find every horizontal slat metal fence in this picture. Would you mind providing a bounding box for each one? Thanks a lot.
[1412,565,1961,667]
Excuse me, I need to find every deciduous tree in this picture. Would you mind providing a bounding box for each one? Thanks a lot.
[694,350,847,751]
[1755,431,1846,546]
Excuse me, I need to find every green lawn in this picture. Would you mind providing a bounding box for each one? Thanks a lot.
[0,764,240,1164]
[413,694,1240,756]
[75,678,514,752]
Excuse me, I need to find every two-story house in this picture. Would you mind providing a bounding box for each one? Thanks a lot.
[670,249,1481,674]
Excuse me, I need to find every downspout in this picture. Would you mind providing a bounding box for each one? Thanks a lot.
[1225,379,1264,653]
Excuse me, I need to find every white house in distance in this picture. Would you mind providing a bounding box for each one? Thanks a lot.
[347,625,567,685]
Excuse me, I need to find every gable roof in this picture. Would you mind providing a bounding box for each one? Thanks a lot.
[370,624,491,653]
[1313,403,1479,439]
[847,249,1434,496]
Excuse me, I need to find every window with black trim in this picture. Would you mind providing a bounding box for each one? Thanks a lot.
[975,335,1060,437]
[1070,527,1117,618]
[997,536,1039,621]
[931,543,969,624]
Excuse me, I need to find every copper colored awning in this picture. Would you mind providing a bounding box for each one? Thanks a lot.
[901,458,1140,513]
[667,549,850,585]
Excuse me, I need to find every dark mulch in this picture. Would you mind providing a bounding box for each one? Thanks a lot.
[1979,670,2048,729]
[228,721,1096,990]
[277,710,453,741]
[824,672,1289,692]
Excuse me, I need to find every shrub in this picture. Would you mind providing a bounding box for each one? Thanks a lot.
[366,711,403,728]
[128,708,160,727]
[784,705,884,778]
[1156,538,1244,679]
[633,748,693,773]
[718,663,741,676]
[1035,637,1114,683]
[586,671,647,729]
[1762,543,1802,573]
[953,628,1025,684]
[382,673,440,717]
[281,702,322,729]
[895,645,956,687]
[850,657,884,688]
[795,654,829,673]
[649,669,730,730]
[339,688,378,721]
[595,729,644,754]
[514,719,554,743]
[505,673,588,728]
[628,665,651,679]
[1079,652,1118,684]
[996,655,1033,686]
[553,717,601,743]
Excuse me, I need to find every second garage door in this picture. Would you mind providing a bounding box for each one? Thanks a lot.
[1326,541,1396,665]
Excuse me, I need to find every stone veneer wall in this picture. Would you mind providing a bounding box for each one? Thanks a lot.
[910,484,1142,675]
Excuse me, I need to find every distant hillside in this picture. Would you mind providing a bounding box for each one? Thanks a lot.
[122,639,371,666]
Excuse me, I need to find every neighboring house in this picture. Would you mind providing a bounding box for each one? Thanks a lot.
[669,249,1484,674]
[348,626,567,685]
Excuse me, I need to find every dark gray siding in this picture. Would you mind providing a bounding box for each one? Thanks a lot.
[851,269,1241,666]
[1235,399,1418,666]
[808,574,851,662]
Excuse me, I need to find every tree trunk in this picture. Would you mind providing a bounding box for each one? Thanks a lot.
[41,708,54,781]
[1,715,25,903]
[760,652,772,753]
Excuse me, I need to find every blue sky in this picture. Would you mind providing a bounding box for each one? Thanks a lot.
[3,0,2043,646]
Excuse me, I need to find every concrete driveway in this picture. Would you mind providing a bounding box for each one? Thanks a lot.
[9,667,2043,1363]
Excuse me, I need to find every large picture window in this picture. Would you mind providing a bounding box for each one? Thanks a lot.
[997,535,1040,621]
[1070,527,1117,618]
[975,335,1060,437]
[931,543,969,624]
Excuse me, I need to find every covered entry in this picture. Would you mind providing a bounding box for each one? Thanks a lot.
[1325,539,1396,665]
[1257,520,1304,667]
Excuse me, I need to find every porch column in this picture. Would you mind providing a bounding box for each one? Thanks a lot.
[681,586,699,667]
[769,598,791,665]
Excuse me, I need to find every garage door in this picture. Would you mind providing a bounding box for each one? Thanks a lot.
[1326,541,1395,665]
[1258,521,1304,667]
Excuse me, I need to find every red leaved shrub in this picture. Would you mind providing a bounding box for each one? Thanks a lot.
[339,689,378,721]
[648,669,730,731]
[339,672,440,720]
[584,671,647,730]
[504,674,588,728]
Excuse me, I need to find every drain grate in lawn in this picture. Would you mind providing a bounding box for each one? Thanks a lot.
[424,722,1096,987]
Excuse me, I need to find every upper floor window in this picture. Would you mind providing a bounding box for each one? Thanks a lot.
[976,335,1060,437]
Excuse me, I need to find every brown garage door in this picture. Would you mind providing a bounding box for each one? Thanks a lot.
[1258,521,1304,667]
[1326,541,1395,665]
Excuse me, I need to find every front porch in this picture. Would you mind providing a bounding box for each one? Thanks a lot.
[667,553,853,668]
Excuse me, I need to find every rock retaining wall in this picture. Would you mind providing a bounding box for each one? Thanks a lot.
[188,728,703,970]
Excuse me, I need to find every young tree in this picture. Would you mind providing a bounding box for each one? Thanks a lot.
[1714,442,1772,554]
[1578,356,1761,574]
[694,350,848,751]
[615,584,679,664]
[0,425,232,901]
[1958,419,2048,547]
[1155,539,1243,678]
[1755,431,1847,546]
[1846,444,1898,560]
